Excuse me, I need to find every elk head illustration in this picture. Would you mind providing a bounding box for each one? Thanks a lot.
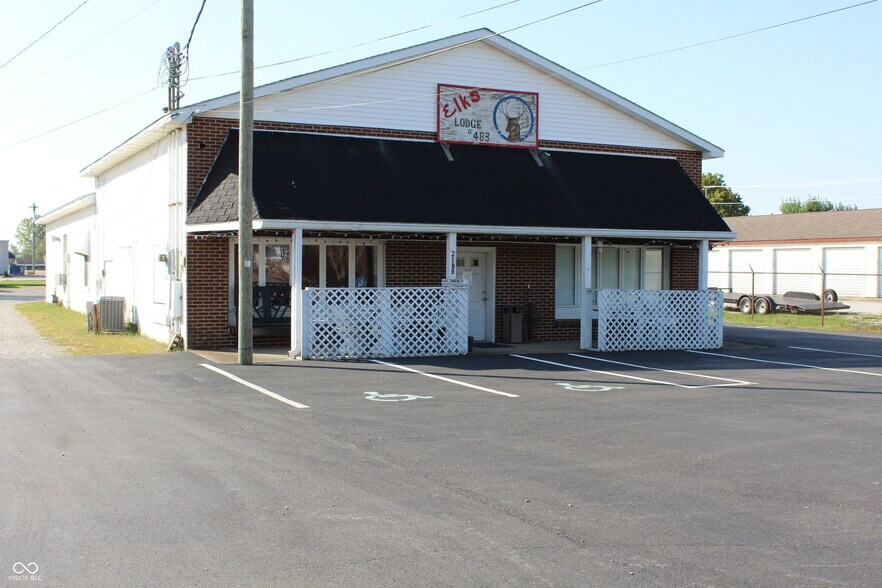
[500,98,529,143]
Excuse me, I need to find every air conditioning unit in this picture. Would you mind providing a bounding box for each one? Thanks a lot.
[98,296,126,333]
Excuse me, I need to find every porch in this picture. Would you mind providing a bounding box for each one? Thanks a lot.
[208,230,722,359]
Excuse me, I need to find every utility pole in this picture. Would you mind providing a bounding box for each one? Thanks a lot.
[30,203,38,275]
[237,0,254,365]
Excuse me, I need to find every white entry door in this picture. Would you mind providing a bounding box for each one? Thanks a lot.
[457,252,487,341]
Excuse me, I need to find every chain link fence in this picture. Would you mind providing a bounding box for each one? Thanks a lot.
[708,269,882,328]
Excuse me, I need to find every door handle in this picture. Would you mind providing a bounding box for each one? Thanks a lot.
[481,291,488,302]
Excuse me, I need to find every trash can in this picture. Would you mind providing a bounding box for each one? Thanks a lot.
[501,305,524,344]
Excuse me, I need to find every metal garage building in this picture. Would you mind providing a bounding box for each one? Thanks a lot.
[709,209,882,299]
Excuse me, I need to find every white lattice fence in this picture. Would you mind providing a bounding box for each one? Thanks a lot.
[302,286,469,360]
[597,289,723,352]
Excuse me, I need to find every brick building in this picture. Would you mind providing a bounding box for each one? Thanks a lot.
[80,29,733,355]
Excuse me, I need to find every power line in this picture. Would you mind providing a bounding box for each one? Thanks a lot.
[231,0,876,116]
[714,194,882,204]
[184,0,209,52]
[0,0,92,71]
[582,0,879,70]
[5,0,876,152]
[1,0,164,98]
[0,85,162,150]
[705,175,882,190]
[189,0,523,81]
[195,0,606,113]
[0,0,594,149]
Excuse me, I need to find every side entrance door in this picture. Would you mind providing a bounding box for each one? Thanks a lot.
[456,252,487,341]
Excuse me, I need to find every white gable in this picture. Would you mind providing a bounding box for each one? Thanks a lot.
[199,41,692,152]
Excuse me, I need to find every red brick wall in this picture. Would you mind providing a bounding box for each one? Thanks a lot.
[670,246,699,290]
[386,240,579,342]
[384,241,445,286]
[185,235,229,349]
[493,242,580,341]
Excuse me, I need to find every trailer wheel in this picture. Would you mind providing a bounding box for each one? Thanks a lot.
[738,296,753,314]
[754,297,775,315]
[823,289,838,303]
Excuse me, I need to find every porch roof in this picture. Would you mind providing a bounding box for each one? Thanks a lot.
[187,130,732,237]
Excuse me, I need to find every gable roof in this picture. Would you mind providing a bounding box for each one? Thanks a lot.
[187,129,732,238]
[722,209,882,243]
[185,29,722,158]
[37,193,96,226]
[83,29,722,178]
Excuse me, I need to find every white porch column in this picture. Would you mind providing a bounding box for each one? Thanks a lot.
[446,232,457,281]
[580,237,592,350]
[289,227,303,358]
[698,239,709,290]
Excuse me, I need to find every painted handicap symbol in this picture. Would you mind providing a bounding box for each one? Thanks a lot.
[364,391,434,402]
[556,382,624,392]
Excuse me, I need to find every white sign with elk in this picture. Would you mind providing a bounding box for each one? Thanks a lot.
[437,84,539,148]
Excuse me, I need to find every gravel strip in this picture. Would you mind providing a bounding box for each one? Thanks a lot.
[0,285,65,360]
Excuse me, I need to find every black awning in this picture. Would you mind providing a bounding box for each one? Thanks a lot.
[187,129,729,233]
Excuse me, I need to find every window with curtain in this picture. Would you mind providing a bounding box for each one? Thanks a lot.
[555,244,668,316]
[644,248,664,290]
[555,246,576,307]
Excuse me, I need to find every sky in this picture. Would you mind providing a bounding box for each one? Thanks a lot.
[1,0,880,245]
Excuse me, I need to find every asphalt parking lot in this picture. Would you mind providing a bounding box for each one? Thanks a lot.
[2,327,880,586]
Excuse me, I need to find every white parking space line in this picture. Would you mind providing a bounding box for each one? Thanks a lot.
[686,350,882,378]
[200,364,310,409]
[568,354,755,388]
[512,354,749,390]
[371,360,519,398]
[789,346,882,359]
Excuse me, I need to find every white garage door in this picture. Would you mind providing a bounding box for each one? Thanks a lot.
[878,247,882,297]
[774,248,812,294]
[730,250,763,293]
[823,247,865,297]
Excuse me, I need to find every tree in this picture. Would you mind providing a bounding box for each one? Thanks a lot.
[701,172,750,217]
[14,217,46,263]
[779,196,857,214]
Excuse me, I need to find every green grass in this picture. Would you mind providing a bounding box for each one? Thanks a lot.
[724,309,882,335]
[0,279,46,288]
[17,302,171,356]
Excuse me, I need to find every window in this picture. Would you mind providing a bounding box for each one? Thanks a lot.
[229,238,384,325]
[264,244,291,285]
[554,246,576,307]
[644,248,664,290]
[554,244,668,318]
[554,245,580,319]
[298,241,383,289]
[326,245,349,287]
[355,246,378,287]
[303,245,320,288]
[621,247,641,290]
[232,239,383,291]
